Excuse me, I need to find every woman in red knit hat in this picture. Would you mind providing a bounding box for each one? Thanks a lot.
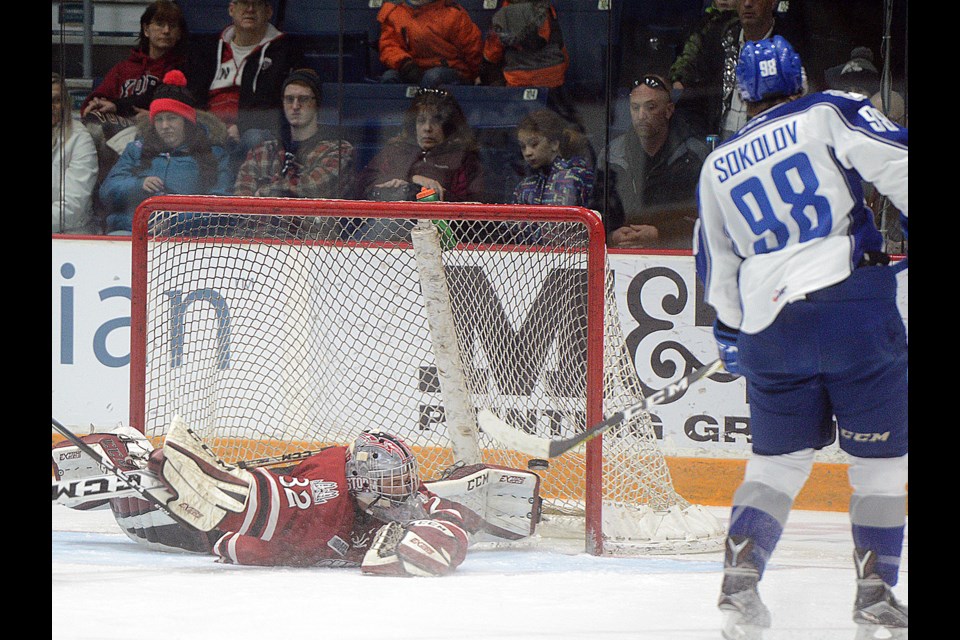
[98,70,235,235]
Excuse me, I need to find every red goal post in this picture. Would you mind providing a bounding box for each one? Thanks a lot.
[129,195,723,555]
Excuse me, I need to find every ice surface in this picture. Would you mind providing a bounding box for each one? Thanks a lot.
[52,504,907,640]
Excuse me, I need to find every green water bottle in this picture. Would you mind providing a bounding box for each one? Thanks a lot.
[417,187,457,249]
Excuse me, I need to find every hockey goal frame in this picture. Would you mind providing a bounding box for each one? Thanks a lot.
[129,195,722,555]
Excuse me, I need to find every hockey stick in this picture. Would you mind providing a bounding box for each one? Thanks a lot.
[477,359,725,459]
[51,417,189,527]
[236,447,333,470]
[52,469,165,507]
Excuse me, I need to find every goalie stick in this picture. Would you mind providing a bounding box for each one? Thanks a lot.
[52,469,165,507]
[51,417,191,527]
[477,359,725,459]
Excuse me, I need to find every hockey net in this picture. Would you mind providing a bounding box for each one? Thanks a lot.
[130,196,724,555]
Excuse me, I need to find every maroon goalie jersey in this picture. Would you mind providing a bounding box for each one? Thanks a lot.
[211,446,470,567]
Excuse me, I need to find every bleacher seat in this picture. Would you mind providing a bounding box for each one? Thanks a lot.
[317,82,411,129]
[279,0,383,79]
[552,0,620,99]
[456,0,500,35]
[179,0,256,35]
[287,32,372,83]
[318,83,548,130]
[279,0,381,36]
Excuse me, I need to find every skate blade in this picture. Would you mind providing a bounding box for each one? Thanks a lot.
[854,624,907,640]
[721,612,766,640]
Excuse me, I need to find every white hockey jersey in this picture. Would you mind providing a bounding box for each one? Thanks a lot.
[695,90,908,334]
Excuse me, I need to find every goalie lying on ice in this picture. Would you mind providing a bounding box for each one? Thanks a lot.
[53,417,542,575]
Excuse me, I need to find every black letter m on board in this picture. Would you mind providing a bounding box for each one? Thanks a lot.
[446,266,587,397]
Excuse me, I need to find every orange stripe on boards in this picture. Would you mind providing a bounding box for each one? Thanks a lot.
[665,457,908,514]
[52,435,905,514]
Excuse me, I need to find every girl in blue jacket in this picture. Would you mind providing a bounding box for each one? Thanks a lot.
[99,70,233,235]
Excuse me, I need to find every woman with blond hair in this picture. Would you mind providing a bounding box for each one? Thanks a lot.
[52,72,99,234]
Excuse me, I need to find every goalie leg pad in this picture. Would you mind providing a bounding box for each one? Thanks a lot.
[150,415,253,532]
[110,496,220,553]
[426,464,542,543]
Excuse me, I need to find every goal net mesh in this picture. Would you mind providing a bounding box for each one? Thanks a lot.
[132,197,723,554]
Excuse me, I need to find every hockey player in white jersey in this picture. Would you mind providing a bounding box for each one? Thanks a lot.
[694,36,907,640]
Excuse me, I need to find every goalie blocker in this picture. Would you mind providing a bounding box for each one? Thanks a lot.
[51,425,221,553]
[54,420,543,567]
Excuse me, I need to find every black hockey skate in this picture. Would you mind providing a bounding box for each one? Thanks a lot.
[718,536,771,640]
[853,548,908,640]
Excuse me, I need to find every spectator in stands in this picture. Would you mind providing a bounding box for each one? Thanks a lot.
[670,0,807,141]
[53,72,99,235]
[668,0,737,93]
[825,46,905,125]
[502,108,594,244]
[824,46,907,254]
[377,0,483,88]
[348,87,483,240]
[353,87,483,202]
[478,0,578,124]
[80,1,189,120]
[99,71,233,235]
[479,0,569,90]
[186,0,302,171]
[511,109,593,207]
[233,69,356,199]
[594,74,709,249]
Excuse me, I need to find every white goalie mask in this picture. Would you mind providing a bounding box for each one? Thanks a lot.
[345,431,421,513]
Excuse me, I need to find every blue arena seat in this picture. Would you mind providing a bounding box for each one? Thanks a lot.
[318,82,411,129]
[448,85,550,130]
[287,32,373,83]
[552,0,620,99]
[318,83,548,130]
[179,0,263,35]
[456,0,500,35]
[279,0,381,39]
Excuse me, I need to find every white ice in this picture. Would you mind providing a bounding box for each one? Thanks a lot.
[52,504,907,640]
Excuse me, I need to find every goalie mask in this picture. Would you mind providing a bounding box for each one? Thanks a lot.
[346,431,421,514]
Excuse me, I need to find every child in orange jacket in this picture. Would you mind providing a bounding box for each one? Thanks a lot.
[377,0,482,87]
[480,0,569,89]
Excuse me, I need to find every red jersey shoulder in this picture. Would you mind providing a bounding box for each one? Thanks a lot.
[286,445,349,480]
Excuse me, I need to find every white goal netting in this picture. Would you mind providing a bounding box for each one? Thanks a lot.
[130,196,724,554]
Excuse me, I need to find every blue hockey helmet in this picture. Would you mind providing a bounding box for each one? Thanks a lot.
[736,35,804,102]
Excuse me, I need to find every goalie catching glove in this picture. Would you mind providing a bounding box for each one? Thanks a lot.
[361,519,468,577]
[148,415,253,532]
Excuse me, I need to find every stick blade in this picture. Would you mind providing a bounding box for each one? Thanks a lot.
[476,410,553,458]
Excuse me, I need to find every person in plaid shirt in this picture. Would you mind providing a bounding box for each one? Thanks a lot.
[233,68,355,200]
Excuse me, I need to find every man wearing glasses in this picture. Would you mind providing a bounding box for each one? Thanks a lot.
[595,74,710,249]
[186,0,303,173]
[233,68,356,204]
